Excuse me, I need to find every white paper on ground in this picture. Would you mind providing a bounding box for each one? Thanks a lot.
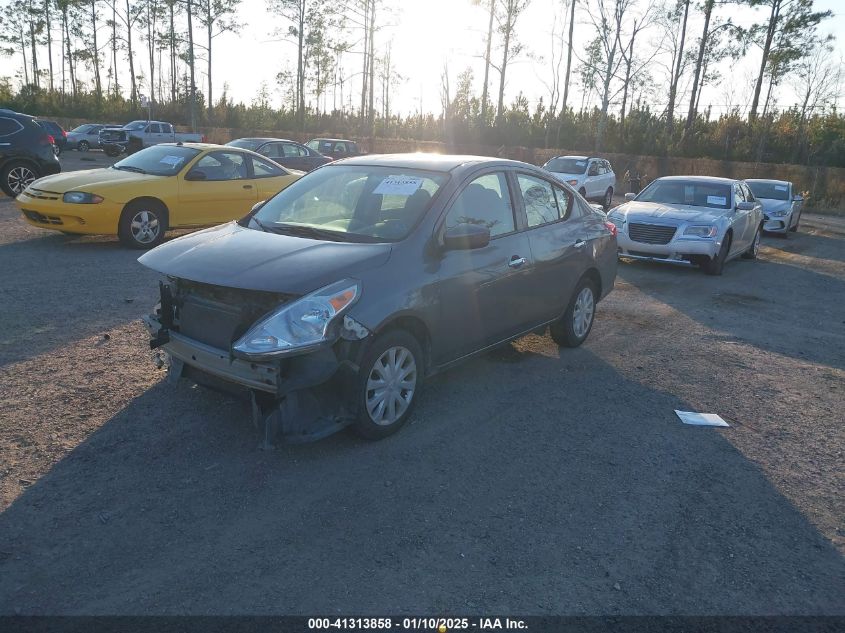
[674,410,730,427]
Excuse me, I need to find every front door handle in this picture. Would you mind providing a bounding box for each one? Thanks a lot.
[508,256,526,268]
[574,239,587,249]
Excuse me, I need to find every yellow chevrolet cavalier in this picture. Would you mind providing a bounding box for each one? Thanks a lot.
[16,143,302,248]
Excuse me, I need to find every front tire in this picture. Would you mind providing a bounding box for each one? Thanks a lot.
[703,232,731,275]
[550,277,597,348]
[1,161,38,197]
[118,200,168,249]
[352,330,423,440]
[742,224,761,259]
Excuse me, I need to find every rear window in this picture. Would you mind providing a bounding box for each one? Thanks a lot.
[0,117,23,137]
[227,139,264,151]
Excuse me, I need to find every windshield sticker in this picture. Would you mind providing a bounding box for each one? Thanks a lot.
[575,161,586,167]
[373,176,423,196]
[706,195,727,206]
[159,155,184,166]
[774,185,787,191]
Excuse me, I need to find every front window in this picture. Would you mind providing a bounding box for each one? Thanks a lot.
[251,165,447,242]
[544,157,588,175]
[191,151,248,180]
[518,174,561,228]
[746,181,789,201]
[445,172,515,238]
[636,179,732,210]
[112,145,201,176]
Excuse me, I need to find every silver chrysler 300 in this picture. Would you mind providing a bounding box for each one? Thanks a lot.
[608,176,764,275]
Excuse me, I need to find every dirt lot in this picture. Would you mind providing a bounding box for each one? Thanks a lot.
[0,154,843,614]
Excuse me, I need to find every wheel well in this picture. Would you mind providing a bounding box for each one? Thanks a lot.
[582,268,602,299]
[376,315,432,374]
[2,158,39,173]
[124,197,170,227]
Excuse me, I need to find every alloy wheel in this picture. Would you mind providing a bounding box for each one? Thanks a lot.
[572,286,595,339]
[7,166,36,195]
[366,346,417,426]
[130,210,161,245]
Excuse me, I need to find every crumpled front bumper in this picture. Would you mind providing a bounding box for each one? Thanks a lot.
[763,215,791,233]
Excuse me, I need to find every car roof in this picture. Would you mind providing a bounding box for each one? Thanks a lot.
[332,153,533,172]
[309,138,356,143]
[156,142,223,150]
[548,155,590,161]
[235,137,296,144]
[745,178,790,186]
[655,175,739,185]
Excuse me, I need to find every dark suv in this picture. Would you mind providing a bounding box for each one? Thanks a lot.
[36,119,67,155]
[305,138,361,160]
[0,109,61,197]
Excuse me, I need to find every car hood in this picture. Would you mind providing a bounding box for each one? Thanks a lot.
[137,222,393,294]
[757,199,791,213]
[612,200,726,223]
[30,168,165,193]
[549,171,584,181]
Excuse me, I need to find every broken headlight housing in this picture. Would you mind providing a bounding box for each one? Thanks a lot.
[232,279,360,358]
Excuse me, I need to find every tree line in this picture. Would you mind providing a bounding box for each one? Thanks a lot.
[0,0,843,167]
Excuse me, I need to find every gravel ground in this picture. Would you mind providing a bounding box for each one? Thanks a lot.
[0,157,843,614]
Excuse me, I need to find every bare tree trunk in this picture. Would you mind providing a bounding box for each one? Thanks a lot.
[749,0,780,121]
[19,24,30,87]
[665,0,689,136]
[368,0,375,134]
[64,10,76,96]
[480,0,495,124]
[496,1,513,122]
[186,0,197,129]
[91,0,102,99]
[169,2,176,102]
[297,0,305,129]
[619,27,636,146]
[112,2,120,96]
[207,4,213,114]
[561,0,576,113]
[29,16,40,88]
[126,0,138,102]
[360,0,369,121]
[684,0,713,136]
[45,0,54,91]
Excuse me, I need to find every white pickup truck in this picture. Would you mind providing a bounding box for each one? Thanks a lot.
[100,120,205,156]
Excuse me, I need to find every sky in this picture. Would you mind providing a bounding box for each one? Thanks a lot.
[2,0,843,119]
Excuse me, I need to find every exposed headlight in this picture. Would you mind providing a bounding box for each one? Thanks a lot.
[683,225,718,238]
[567,179,579,186]
[233,279,360,357]
[63,191,104,204]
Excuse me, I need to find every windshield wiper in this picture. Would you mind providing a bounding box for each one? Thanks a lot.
[271,223,350,242]
[113,165,147,174]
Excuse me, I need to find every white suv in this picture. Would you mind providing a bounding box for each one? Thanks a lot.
[543,156,616,209]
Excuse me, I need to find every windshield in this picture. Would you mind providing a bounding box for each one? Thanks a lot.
[227,139,263,151]
[544,157,588,174]
[636,179,733,210]
[251,165,448,242]
[112,145,201,176]
[747,181,789,201]
[123,121,147,131]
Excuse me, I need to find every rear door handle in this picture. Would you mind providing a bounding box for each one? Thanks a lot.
[243,184,253,189]
[574,239,587,248]
[508,256,526,268]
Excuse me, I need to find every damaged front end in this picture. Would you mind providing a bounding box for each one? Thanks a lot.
[143,277,371,446]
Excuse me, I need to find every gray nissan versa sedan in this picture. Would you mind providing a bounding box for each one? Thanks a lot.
[138,154,618,444]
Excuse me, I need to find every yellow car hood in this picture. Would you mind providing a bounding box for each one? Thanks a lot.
[32,168,164,193]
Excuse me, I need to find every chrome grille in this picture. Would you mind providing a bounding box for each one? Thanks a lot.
[628,223,677,245]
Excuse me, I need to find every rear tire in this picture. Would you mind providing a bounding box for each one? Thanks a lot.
[703,233,731,275]
[78,141,90,152]
[118,200,168,249]
[742,224,761,259]
[550,277,597,348]
[603,187,614,210]
[352,329,423,440]
[1,161,39,197]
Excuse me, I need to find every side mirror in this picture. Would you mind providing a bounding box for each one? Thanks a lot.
[736,201,755,211]
[443,223,491,251]
[625,192,636,201]
[185,170,206,181]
